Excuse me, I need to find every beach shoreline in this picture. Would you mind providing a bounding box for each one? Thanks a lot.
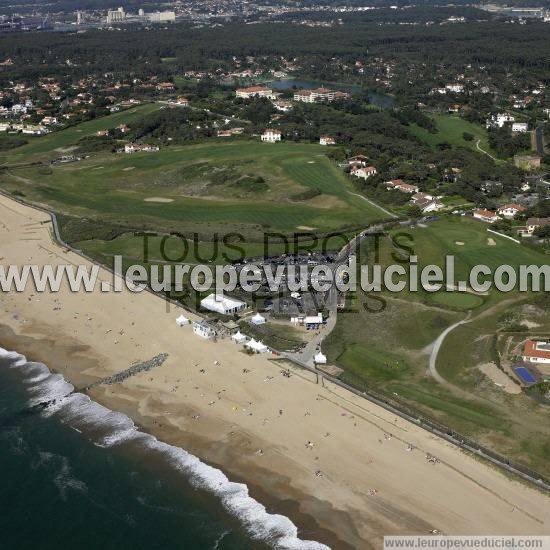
[1,193,549,548]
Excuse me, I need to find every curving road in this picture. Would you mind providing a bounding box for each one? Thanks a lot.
[428,312,472,384]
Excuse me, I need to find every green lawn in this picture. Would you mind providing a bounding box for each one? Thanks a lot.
[1,103,161,164]
[2,141,386,240]
[409,115,497,157]
[325,216,550,475]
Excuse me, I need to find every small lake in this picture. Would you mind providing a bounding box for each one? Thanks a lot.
[267,78,394,109]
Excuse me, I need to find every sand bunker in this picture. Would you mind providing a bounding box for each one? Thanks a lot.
[296,225,316,231]
[455,241,465,246]
[487,238,496,246]
[144,197,174,203]
[123,166,135,171]
[478,362,522,394]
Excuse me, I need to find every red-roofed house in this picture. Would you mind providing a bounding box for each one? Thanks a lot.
[236,86,275,99]
[386,180,419,194]
[473,209,500,223]
[523,340,550,365]
[319,135,336,145]
[351,165,377,180]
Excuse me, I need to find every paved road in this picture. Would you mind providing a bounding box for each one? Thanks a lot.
[285,221,407,365]
[428,312,472,384]
[475,139,497,161]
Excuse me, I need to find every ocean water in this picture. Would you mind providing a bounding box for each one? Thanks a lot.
[0,347,329,550]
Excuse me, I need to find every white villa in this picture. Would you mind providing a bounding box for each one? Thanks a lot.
[261,129,282,143]
[512,122,528,133]
[523,340,550,364]
[486,113,515,128]
[236,86,276,99]
[319,135,336,145]
[351,165,377,180]
[497,203,526,219]
[473,208,500,223]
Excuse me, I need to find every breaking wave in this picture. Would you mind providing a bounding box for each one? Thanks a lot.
[0,346,329,550]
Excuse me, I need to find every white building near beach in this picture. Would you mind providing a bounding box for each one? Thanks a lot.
[192,321,216,339]
[200,293,246,315]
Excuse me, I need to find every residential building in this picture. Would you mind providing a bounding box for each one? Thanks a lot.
[293,88,349,103]
[175,96,189,106]
[235,86,275,99]
[319,135,336,145]
[348,155,369,167]
[525,217,550,235]
[386,179,418,193]
[156,82,175,92]
[261,129,282,143]
[272,100,293,112]
[124,143,159,153]
[411,192,444,213]
[514,155,541,170]
[486,113,515,128]
[473,208,499,223]
[497,203,526,219]
[445,84,464,93]
[512,122,528,133]
[351,165,377,180]
[522,340,550,364]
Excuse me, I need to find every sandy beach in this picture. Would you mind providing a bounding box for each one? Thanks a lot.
[0,193,549,548]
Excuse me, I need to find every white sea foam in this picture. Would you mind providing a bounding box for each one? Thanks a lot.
[1,346,330,549]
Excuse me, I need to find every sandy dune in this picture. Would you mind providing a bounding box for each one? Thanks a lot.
[0,194,548,548]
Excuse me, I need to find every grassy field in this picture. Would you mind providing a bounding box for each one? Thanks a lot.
[409,115,497,157]
[325,216,550,474]
[1,141,386,242]
[1,103,162,165]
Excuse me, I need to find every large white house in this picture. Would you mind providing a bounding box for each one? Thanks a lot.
[351,165,377,180]
[512,122,528,133]
[319,135,336,145]
[293,88,350,103]
[486,113,514,128]
[261,129,282,143]
[200,293,247,315]
[497,203,526,219]
[523,340,550,364]
[236,86,276,99]
[473,208,499,223]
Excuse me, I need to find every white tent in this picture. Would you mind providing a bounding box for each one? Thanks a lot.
[231,331,247,344]
[251,313,266,325]
[201,293,246,315]
[245,339,269,353]
[176,314,190,326]
[314,351,327,365]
